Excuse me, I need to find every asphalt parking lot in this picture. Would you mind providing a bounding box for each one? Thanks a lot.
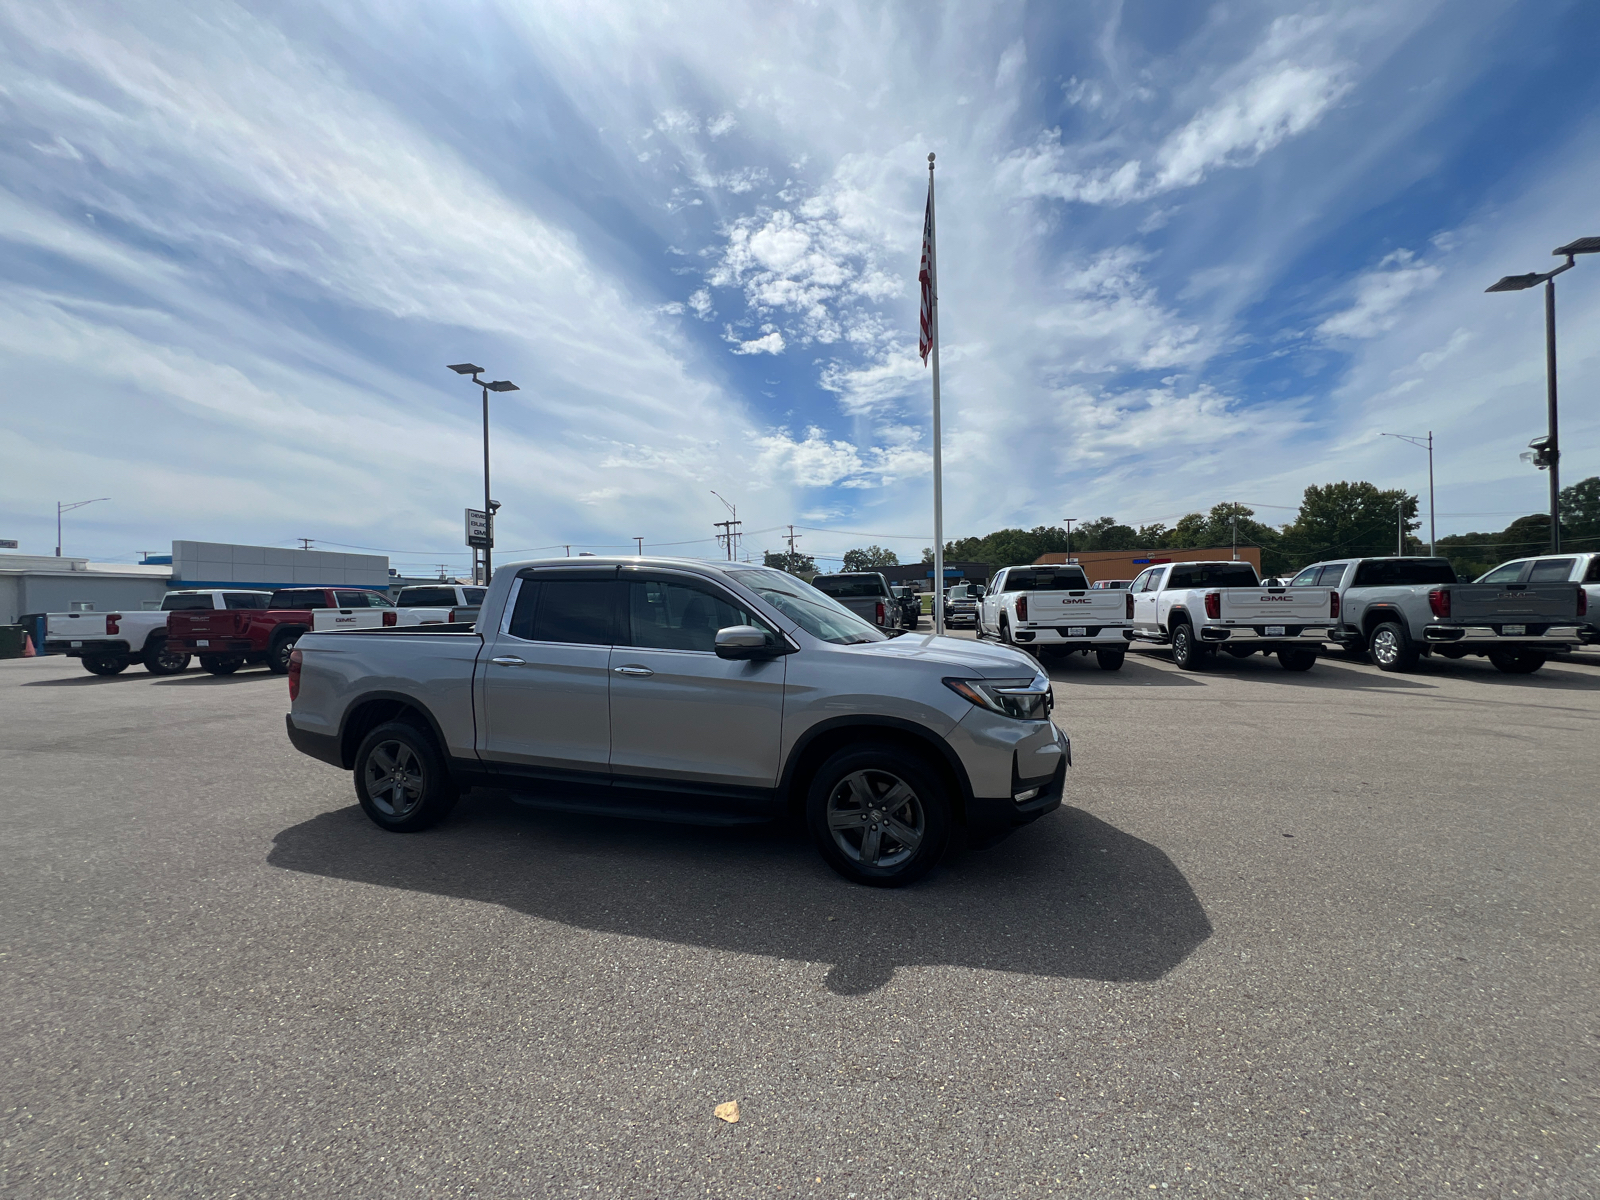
[4,641,1599,1198]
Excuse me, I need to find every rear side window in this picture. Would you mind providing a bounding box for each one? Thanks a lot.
[270,590,329,609]
[160,594,215,611]
[462,588,486,605]
[508,579,616,645]
[1004,569,1090,591]
[627,578,768,652]
[1527,558,1576,583]
[334,591,372,608]
[1356,559,1461,587]
[1288,566,1322,588]
[398,587,456,607]
[1587,559,1600,584]
[223,593,270,609]
[1318,564,1348,586]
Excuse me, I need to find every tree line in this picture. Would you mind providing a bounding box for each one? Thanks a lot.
[915,477,1600,579]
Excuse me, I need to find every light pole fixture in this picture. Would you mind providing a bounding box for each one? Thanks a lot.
[1061,518,1075,563]
[1381,431,1435,556]
[448,364,519,583]
[1486,236,1599,552]
[56,497,109,557]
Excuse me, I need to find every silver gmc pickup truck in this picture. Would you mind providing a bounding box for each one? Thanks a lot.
[1292,556,1587,673]
[284,557,1070,886]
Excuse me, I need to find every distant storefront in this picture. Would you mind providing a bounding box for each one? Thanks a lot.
[1033,545,1261,584]
[878,561,995,592]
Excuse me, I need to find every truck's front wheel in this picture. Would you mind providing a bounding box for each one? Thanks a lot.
[806,744,952,887]
[142,636,190,675]
[354,721,458,832]
[1170,621,1203,670]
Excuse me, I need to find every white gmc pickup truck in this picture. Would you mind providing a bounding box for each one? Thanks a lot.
[393,583,487,626]
[977,564,1133,670]
[43,590,272,675]
[1129,560,1333,671]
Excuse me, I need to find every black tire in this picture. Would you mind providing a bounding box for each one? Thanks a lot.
[1339,640,1369,661]
[266,629,301,675]
[1487,649,1545,675]
[1095,649,1125,671]
[1369,621,1418,673]
[1170,620,1203,670]
[142,636,190,675]
[199,655,242,676]
[806,744,952,887]
[1223,644,1256,658]
[82,655,129,676]
[354,721,458,832]
[1277,648,1318,671]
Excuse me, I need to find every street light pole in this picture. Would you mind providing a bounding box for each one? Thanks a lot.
[1486,236,1599,553]
[56,497,109,557]
[1062,518,1075,564]
[448,365,519,583]
[1381,431,1435,556]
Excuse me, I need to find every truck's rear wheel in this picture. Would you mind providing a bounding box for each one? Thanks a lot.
[1095,649,1125,671]
[1369,621,1418,672]
[1487,649,1546,674]
[266,629,301,674]
[806,744,951,887]
[1170,621,1203,670]
[1277,648,1317,671]
[199,655,242,676]
[354,721,458,832]
[82,654,129,676]
[142,636,190,675]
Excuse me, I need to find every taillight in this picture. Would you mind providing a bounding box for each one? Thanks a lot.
[1125,592,1135,619]
[1330,589,1340,619]
[287,649,302,700]
[1428,588,1450,618]
[875,601,886,624]
[1579,589,1588,617]
[1204,591,1221,619]
[383,610,398,626]
[106,614,121,635]
[1016,595,1028,621]
[235,612,251,635]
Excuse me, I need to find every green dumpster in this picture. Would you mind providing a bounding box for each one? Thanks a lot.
[0,625,28,659]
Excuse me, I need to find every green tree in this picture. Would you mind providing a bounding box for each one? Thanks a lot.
[841,545,899,571]
[1072,517,1140,551]
[1282,482,1417,564]
[1561,476,1600,549]
[763,549,815,575]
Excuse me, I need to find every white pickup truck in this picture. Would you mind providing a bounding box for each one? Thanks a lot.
[978,564,1133,670]
[43,590,272,675]
[393,583,487,626]
[1129,560,1333,671]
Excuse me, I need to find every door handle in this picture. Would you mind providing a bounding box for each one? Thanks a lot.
[491,655,527,666]
[613,665,654,676]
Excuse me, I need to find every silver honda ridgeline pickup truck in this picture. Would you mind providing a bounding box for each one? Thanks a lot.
[285,558,1070,886]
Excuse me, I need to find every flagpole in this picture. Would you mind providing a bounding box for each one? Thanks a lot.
[928,152,945,637]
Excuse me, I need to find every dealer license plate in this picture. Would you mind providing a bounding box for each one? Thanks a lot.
[1067,626,1087,637]
[196,639,210,647]
[1265,625,1286,637]
[70,641,82,648]
[1502,624,1525,636]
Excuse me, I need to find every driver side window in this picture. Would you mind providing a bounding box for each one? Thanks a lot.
[626,577,770,653]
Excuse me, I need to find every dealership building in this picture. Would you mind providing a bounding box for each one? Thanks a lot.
[0,541,390,627]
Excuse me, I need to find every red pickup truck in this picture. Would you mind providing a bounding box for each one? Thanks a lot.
[165,587,396,675]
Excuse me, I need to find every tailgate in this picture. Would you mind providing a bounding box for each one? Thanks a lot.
[313,609,390,631]
[48,613,112,638]
[167,611,235,637]
[1448,584,1579,622]
[1027,591,1126,621]
[1217,587,1332,623]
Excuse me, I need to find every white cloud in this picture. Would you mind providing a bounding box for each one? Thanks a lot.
[754,426,930,489]
[729,329,785,355]
[1317,250,1442,339]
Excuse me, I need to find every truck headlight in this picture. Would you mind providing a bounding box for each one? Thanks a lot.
[944,675,1053,721]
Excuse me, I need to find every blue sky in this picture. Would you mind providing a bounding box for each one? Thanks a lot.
[3,0,1598,574]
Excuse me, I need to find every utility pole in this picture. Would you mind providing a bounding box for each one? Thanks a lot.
[1061,518,1075,564]
[711,491,740,561]
[564,545,571,557]
[1397,503,1405,556]
[1231,508,1238,561]
[298,538,314,551]
[785,524,803,564]
[633,537,644,555]
[1382,431,1436,556]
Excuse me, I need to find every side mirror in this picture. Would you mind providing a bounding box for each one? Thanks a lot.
[715,625,782,660]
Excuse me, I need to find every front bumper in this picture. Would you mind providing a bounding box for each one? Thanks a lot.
[944,713,1070,842]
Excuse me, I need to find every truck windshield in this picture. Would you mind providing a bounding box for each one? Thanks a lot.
[727,567,887,645]
[1004,570,1089,591]
[398,588,456,607]
[812,575,886,598]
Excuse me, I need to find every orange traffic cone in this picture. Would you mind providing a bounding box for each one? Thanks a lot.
[23,634,37,657]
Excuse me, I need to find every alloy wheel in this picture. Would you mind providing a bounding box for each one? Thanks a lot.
[364,740,426,818]
[1372,629,1399,666]
[825,769,926,869]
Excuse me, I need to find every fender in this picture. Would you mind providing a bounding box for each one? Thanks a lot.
[1361,605,1406,636]
[335,689,484,781]
[777,714,976,810]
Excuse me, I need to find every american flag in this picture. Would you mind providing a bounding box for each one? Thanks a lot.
[918,175,934,365]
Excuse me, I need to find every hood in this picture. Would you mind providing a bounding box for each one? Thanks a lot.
[841,633,1041,678]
